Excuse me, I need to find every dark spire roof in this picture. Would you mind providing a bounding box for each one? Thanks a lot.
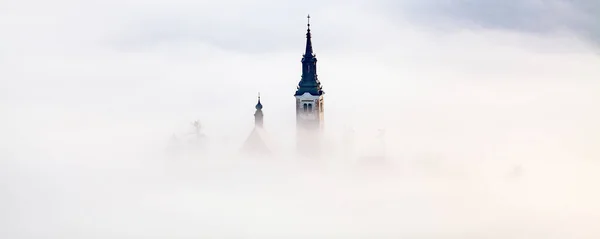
[255,93,263,110]
[295,15,324,96]
[305,14,313,58]
[254,93,263,127]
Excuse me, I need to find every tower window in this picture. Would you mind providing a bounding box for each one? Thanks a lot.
[308,104,313,112]
[303,103,308,112]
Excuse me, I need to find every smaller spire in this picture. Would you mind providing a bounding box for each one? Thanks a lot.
[254,93,264,127]
[255,92,263,110]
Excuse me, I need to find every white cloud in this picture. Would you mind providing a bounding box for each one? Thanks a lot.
[2,0,600,238]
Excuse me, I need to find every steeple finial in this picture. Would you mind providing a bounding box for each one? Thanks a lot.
[307,14,311,28]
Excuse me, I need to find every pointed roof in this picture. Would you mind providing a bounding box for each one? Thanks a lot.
[241,127,271,155]
[255,96,263,110]
[295,15,324,96]
[304,14,314,58]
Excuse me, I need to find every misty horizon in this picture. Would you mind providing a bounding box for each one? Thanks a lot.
[2,0,600,238]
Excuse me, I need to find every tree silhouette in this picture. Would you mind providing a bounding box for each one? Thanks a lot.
[192,120,202,138]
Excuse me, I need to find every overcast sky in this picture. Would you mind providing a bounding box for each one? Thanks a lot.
[2,0,599,143]
[2,0,600,238]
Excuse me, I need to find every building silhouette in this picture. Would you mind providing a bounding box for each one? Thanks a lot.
[241,94,271,156]
[240,15,325,159]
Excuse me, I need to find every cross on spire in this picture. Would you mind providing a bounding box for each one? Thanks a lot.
[304,15,314,58]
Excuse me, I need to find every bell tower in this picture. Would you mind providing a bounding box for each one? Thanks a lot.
[295,15,325,157]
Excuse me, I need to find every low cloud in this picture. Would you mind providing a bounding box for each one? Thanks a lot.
[2,0,600,238]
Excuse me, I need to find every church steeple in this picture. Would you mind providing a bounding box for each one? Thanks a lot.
[295,14,323,97]
[254,93,263,127]
[241,93,271,156]
[294,15,325,158]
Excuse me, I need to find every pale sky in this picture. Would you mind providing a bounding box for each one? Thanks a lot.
[2,0,600,238]
[2,0,599,143]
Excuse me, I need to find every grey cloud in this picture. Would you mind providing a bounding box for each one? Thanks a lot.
[108,0,600,54]
[382,0,600,45]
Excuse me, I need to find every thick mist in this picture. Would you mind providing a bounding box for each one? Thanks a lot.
[3,0,600,238]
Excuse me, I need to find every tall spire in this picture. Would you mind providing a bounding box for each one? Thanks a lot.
[305,14,313,58]
[295,15,323,96]
[254,93,263,127]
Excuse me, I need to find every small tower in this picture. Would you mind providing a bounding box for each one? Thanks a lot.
[295,15,325,158]
[254,93,264,127]
[241,93,270,156]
